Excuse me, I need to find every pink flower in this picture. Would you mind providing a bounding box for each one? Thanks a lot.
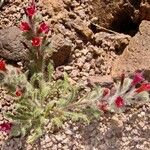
[38,22,49,34]
[115,96,124,108]
[102,88,110,97]
[15,88,23,97]
[136,83,150,93]
[132,73,144,86]
[20,21,30,32]
[0,122,12,133]
[0,59,6,71]
[98,101,108,112]
[32,37,41,47]
[25,4,36,17]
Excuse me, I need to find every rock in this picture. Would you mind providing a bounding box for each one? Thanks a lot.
[93,32,131,52]
[0,0,9,8]
[72,17,93,39]
[0,27,72,67]
[87,75,114,87]
[140,0,150,21]
[0,26,28,61]
[111,20,150,80]
[91,0,150,31]
[50,34,72,67]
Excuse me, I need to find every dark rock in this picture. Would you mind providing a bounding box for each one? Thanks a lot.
[0,27,72,67]
[0,26,28,61]
[50,34,72,67]
[91,0,150,33]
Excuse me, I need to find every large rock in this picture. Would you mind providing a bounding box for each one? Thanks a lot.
[0,26,28,61]
[91,0,150,30]
[0,26,72,67]
[111,20,150,80]
[93,32,131,52]
[50,34,72,67]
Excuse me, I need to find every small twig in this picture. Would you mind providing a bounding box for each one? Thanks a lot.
[91,23,118,34]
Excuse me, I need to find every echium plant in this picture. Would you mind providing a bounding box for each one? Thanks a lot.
[0,1,101,143]
[97,72,150,113]
[0,0,150,144]
[0,59,101,143]
[20,0,52,74]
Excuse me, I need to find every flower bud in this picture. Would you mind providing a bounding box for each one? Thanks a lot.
[38,22,50,34]
[20,21,30,32]
[25,4,36,17]
[115,96,124,108]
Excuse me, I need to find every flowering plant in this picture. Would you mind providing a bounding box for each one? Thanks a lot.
[19,0,52,74]
[97,72,150,113]
[0,1,100,143]
[0,1,150,145]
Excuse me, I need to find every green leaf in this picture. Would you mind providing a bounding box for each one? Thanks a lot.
[65,112,89,123]
[10,125,21,137]
[27,127,42,144]
[51,117,63,128]
[47,63,54,81]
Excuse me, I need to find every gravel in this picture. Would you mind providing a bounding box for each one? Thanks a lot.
[0,0,150,150]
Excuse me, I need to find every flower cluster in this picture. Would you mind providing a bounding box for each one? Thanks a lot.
[97,72,150,113]
[20,2,50,47]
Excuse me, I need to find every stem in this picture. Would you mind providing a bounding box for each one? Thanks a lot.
[65,99,90,110]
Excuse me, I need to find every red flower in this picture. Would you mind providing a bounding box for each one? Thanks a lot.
[98,101,108,112]
[132,73,144,86]
[15,88,22,97]
[102,88,110,97]
[32,37,41,47]
[0,59,6,71]
[26,4,36,17]
[20,21,30,32]
[0,122,12,133]
[136,83,150,93]
[38,22,49,34]
[115,96,124,108]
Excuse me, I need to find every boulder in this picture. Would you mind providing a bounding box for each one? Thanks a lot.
[0,27,72,67]
[111,20,150,80]
[50,34,72,67]
[91,0,150,31]
[0,26,28,61]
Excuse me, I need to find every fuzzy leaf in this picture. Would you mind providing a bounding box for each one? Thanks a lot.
[51,117,63,128]
[27,127,42,144]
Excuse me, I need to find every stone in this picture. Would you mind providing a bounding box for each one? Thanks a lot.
[50,34,72,67]
[111,20,150,80]
[0,27,72,67]
[0,26,28,61]
[140,0,150,21]
[87,75,114,87]
[93,32,131,52]
[72,17,93,39]
[91,0,150,30]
